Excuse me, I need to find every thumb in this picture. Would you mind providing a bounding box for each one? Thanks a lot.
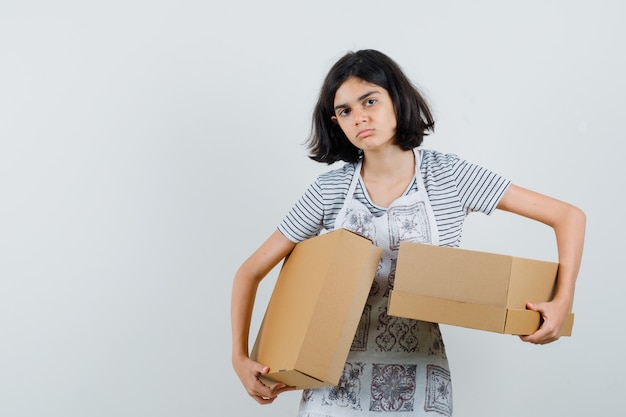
[526,302,548,326]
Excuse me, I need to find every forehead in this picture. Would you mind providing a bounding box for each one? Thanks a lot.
[333,77,385,105]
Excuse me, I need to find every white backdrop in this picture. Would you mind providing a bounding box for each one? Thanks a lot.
[1,1,623,416]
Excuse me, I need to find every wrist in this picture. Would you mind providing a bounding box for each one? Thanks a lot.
[232,349,250,363]
[550,293,574,311]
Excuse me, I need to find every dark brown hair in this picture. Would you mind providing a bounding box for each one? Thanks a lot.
[307,49,435,164]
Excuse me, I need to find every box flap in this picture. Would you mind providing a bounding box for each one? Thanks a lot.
[502,308,542,335]
[260,370,329,390]
[504,309,574,336]
[388,290,508,333]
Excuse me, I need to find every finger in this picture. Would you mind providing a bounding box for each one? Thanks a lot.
[274,384,297,395]
[248,366,280,399]
[520,331,559,345]
[269,382,287,391]
[251,377,282,404]
[519,333,544,344]
[251,394,277,405]
[248,382,278,403]
[529,302,563,342]
[518,303,544,343]
[268,382,295,397]
[519,314,560,344]
[521,303,547,341]
[256,365,271,376]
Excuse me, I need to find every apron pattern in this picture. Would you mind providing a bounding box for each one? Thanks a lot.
[427,324,447,358]
[351,305,371,351]
[320,362,366,411]
[369,261,382,297]
[298,149,452,416]
[375,306,421,352]
[303,363,452,414]
[370,364,417,412]
[388,202,432,249]
[382,257,396,297]
[343,207,376,242]
[425,365,452,416]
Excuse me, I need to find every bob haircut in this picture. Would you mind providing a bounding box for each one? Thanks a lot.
[307,49,435,164]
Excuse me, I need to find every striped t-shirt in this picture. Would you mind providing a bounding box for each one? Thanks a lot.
[278,148,511,247]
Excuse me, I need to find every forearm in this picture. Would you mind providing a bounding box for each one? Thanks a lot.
[231,268,259,360]
[230,230,297,361]
[551,204,586,307]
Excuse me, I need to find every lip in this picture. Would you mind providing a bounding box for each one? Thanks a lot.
[356,129,374,139]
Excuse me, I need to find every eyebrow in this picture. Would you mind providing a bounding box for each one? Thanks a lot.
[334,90,380,111]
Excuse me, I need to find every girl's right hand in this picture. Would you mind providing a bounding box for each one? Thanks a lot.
[232,355,294,404]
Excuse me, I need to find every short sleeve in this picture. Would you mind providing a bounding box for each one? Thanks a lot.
[446,153,511,215]
[276,163,355,243]
[277,179,325,243]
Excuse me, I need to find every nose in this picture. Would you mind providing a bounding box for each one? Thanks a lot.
[353,107,367,125]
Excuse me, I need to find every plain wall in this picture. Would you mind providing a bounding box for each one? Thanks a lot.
[1,1,623,416]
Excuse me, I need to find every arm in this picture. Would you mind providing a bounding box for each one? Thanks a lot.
[231,230,297,404]
[496,184,586,344]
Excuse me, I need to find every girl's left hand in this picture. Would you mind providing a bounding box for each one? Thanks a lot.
[518,300,570,345]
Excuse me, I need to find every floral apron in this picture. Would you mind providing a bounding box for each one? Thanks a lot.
[298,149,453,417]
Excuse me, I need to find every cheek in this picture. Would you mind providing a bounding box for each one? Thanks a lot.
[336,119,352,135]
[388,112,398,131]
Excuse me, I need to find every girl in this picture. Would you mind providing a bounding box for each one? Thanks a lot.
[231,49,585,416]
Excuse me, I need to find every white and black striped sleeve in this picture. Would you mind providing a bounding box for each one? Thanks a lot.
[277,163,355,243]
[277,179,325,243]
[449,154,510,215]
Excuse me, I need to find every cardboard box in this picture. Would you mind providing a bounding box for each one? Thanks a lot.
[251,229,383,389]
[388,242,574,336]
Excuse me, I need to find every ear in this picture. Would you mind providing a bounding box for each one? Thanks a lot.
[330,115,338,123]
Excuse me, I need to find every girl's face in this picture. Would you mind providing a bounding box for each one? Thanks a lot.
[332,76,397,153]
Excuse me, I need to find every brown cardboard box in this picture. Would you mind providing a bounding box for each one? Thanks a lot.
[251,229,383,389]
[388,242,574,336]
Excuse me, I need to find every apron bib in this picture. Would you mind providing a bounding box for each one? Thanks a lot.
[298,149,453,417]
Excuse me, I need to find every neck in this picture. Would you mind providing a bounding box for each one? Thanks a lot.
[361,147,415,181]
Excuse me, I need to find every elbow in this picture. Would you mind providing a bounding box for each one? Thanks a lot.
[234,263,263,287]
[550,203,586,236]
[572,205,586,229]
[561,204,586,236]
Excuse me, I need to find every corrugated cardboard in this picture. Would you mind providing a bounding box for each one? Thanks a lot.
[388,242,574,336]
[251,229,383,389]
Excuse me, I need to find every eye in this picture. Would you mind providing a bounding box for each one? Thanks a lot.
[364,98,377,106]
[336,108,351,117]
